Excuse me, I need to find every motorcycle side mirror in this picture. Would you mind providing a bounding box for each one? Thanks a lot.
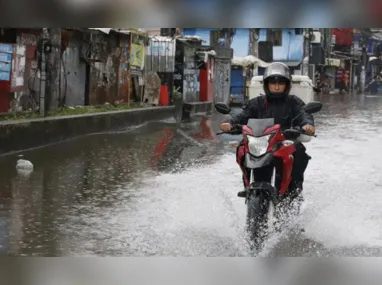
[303,101,323,114]
[291,101,322,127]
[214,103,231,115]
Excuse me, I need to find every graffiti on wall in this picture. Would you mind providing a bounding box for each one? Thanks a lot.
[10,44,30,112]
[12,32,41,112]
[183,69,200,102]
[181,45,199,102]
[11,45,26,89]
[214,60,231,104]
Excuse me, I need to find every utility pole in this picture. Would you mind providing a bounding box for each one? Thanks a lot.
[249,29,260,57]
[328,28,333,59]
[302,28,311,76]
[39,28,49,117]
[350,42,354,92]
[323,28,331,60]
[249,29,260,76]
[360,46,367,93]
[38,28,61,115]
[45,28,61,112]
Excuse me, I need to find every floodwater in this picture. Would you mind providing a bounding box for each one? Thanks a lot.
[1,93,382,257]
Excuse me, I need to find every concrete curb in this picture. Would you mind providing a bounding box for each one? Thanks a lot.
[0,106,176,155]
[182,102,213,120]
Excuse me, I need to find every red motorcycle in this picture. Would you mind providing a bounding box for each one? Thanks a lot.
[215,101,322,251]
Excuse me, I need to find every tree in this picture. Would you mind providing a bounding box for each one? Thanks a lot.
[221,28,236,48]
[249,28,261,57]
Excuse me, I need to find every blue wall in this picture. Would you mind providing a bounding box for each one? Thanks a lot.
[183,28,303,62]
[230,29,250,57]
[258,29,304,62]
[230,68,244,95]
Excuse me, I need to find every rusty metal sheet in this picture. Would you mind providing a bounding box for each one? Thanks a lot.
[89,33,120,105]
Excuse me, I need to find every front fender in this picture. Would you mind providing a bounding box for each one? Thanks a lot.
[248,182,278,205]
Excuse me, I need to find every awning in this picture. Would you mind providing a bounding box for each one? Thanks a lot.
[196,50,217,62]
[282,61,303,67]
[88,28,136,35]
[88,28,112,34]
[369,58,382,66]
[369,56,378,62]
[231,55,272,68]
[180,35,205,42]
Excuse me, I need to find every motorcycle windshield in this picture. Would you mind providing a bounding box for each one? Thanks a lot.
[247,118,275,137]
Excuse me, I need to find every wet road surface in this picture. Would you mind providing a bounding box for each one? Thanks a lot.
[1,94,382,256]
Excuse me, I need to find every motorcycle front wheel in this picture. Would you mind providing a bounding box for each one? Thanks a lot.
[246,191,272,253]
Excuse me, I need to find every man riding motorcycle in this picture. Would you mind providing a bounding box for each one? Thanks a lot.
[220,62,316,198]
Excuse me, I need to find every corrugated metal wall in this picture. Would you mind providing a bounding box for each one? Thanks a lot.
[146,37,176,73]
[146,37,176,102]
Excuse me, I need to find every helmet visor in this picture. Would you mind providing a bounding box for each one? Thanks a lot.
[267,76,289,84]
[264,63,291,81]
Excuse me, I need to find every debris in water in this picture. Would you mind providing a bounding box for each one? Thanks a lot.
[16,155,34,174]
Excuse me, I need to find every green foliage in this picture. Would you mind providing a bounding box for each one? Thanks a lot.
[0,103,144,122]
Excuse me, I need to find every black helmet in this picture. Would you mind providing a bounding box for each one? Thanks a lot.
[263,62,292,99]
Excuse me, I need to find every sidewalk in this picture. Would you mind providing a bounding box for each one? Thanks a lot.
[0,103,144,124]
[0,105,176,156]
[0,100,214,156]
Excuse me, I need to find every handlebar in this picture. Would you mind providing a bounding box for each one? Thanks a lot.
[216,124,243,135]
[216,125,317,137]
[283,128,317,138]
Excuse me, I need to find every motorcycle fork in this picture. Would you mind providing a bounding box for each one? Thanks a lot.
[245,167,277,204]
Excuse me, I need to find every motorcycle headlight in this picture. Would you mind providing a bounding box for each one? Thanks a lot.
[246,134,272,157]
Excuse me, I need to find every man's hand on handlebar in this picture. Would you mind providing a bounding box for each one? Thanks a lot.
[302,125,315,136]
[220,123,232,133]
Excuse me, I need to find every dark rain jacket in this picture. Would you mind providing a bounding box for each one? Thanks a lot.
[227,94,314,130]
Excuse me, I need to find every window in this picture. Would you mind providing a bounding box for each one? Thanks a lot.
[266,29,282,46]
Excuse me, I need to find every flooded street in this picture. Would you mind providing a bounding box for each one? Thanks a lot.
[1,94,382,256]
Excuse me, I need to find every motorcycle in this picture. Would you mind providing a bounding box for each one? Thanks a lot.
[215,101,323,252]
